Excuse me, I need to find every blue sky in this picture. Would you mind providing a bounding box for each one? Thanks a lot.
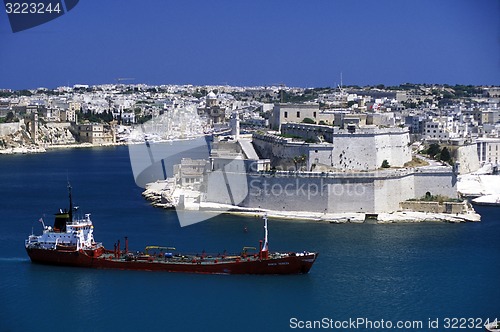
[0,0,499,90]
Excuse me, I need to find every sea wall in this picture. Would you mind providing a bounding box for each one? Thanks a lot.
[413,168,457,198]
[205,166,457,214]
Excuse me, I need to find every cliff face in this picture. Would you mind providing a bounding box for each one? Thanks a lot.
[0,122,76,151]
[0,124,33,150]
[37,123,76,145]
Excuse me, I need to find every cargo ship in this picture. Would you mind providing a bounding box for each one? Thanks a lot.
[25,184,318,274]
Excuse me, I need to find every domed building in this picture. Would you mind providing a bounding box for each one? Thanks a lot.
[201,91,225,124]
[206,91,217,107]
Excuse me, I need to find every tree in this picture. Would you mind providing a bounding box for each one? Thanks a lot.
[5,111,15,123]
[427,143,441,158]
[381,160,390,168]
[439,147,451,162]
[302,117,316,124]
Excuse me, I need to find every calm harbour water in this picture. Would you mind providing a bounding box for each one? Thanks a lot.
[0,146,499,332]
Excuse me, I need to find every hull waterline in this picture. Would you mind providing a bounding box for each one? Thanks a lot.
[26,247,318,275]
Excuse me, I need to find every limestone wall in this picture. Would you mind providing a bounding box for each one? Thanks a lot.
[0,123,21,136]
[456,144,480,174]
[332,127,411,170]
[252,133,317,170]
[373,174,415,212]
[413,168,457,199]
[255,127,411,172]
[204,167,457,214]
[281,123,335,143]
[400,201,467,214]
[46,122,72,129]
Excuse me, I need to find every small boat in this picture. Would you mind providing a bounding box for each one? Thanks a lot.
[25,184,318,275]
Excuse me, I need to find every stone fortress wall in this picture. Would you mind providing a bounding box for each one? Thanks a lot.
[206,167,457,214]
[253,124,412,171]
[204,123,458,214]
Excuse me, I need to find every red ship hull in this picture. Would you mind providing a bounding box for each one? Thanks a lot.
[26,247,318,275]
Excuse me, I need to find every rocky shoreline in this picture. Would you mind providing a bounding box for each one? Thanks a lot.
[0,141,128,155]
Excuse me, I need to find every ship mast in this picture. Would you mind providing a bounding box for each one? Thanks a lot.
[68,182,73,222]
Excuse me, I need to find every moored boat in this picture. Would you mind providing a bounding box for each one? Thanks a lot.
[25,184,318,275]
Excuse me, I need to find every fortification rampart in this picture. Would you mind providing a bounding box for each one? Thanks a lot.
[205,166,457,214]
[252,126,411,171]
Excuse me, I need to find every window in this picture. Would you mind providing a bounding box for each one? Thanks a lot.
[297,111,300,117]
[313,112,317,118]
[284,111,288,118]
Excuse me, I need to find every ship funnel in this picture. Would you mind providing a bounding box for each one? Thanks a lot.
[53,184,73,232]
[53,211,69,232]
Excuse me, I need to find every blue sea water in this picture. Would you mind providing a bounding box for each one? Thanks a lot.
[0,146,499,332]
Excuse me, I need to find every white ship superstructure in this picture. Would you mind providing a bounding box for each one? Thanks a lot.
[25,184,102,252]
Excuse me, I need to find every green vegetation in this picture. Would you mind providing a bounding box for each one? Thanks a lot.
[0,112,17,123]
[80,110,114,123]
[424,143,441,158]
[381,160,390,168]
[136,114,152,124]
[0,91,14,97]
[192,88,208,98]
[408,192,462,203]
[439,147,451,163]
[302,117,316,124]
[421,143,453,164]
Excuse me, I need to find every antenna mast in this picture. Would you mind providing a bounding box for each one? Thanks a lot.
[68,182,73,222]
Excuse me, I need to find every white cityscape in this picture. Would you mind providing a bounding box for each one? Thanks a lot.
[1,82,500,222]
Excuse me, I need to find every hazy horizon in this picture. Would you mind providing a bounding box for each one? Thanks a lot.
[1,0,499,90]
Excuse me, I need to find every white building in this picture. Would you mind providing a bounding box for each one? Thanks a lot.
[476,138,500,165]
[270,103,320,130]
[424,116,455,140]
